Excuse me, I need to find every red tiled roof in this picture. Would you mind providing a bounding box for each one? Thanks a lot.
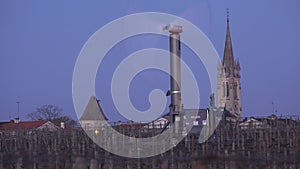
[0,120,48,130]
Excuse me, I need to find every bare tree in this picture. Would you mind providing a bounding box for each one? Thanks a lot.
[28,105,63,121]
[28,105,77,126]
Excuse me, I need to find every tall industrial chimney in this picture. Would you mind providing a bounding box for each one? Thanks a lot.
[166,25,183,125]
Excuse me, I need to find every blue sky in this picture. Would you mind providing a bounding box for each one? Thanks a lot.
[1,1,299,122]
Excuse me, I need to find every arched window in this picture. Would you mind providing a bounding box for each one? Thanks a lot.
[234,82,238,99]
[226,82,229,97]
[223,82,226,97]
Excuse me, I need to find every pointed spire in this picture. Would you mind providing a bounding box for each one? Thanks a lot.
[236,58,240,69]
[223,8,235,68]
[80,96,108,121]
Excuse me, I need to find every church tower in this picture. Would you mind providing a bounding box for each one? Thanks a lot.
[217,10,242,119]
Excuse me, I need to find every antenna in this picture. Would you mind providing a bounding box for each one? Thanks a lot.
[271,100,275,114]
[16,101,20,119]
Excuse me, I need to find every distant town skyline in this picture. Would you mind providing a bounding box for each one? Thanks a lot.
[1,1,299,122]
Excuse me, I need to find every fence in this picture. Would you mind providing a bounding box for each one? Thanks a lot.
[0,116,300,169]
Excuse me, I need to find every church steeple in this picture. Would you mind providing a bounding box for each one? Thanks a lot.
[223,9,235,68]
[217,8,242,121]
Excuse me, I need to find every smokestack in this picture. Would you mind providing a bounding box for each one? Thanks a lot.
[167,25,183,124]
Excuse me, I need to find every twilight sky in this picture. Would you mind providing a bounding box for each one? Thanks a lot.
[0,1,299,122]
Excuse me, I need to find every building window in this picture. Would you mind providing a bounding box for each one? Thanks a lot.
[223,82,225,97]
[234,82,238,99]
[226,82,229,97]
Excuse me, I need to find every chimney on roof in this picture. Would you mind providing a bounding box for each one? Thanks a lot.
[60,122,65,129]
[14,117,20,124]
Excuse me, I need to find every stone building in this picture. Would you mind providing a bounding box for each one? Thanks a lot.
[80,96,108,130]
[217,11,242,120]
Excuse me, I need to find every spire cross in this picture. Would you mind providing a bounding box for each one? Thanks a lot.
[227,8,230,22]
